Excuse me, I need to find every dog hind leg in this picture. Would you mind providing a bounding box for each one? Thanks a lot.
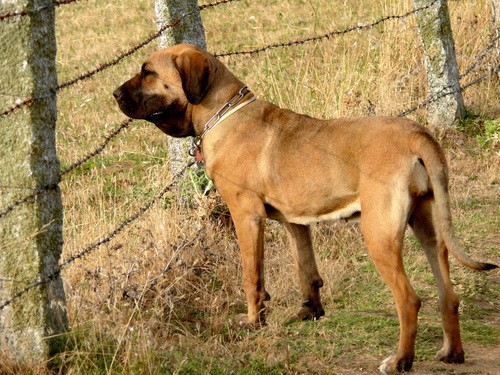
[409,197,465,364]
[284,222,325,320]
[360,190,421,374]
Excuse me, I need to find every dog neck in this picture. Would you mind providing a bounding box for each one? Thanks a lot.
[189,86,255,162]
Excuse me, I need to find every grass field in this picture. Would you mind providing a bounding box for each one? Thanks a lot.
[2,0,499,373]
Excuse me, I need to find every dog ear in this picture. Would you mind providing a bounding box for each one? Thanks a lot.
[174,49,215,104]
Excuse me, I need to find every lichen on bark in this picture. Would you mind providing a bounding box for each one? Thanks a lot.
[0,0,68,366]
[413,0,465,126]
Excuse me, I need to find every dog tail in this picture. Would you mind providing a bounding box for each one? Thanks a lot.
[413,130,498,271]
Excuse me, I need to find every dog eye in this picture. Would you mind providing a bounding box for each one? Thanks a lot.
[141,64,156,77]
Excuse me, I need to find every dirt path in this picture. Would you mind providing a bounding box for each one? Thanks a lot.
[329,343,500,374]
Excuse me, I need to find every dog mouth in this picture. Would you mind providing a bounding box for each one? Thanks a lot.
[144,109,170,124]
[143,100,186,125]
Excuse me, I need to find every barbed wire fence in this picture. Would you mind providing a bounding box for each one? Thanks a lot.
[0,0,238,118]
[0,0,80,21]
[0,0,498,355]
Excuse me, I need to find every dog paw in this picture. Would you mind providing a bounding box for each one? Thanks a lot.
[379,356,397,374]
[297,306,325,320]
[436,347,464,364]
[296,300,325,321]
[233,313,265,329]
[378,355,413,374]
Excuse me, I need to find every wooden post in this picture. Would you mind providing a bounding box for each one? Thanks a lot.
[155,0,206,173]
[0,0,68,366]
[493,0,500,22]
[492,1,500,33]
[413,0,465,126]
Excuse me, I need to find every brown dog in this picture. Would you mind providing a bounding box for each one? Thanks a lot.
[114,44,497,374]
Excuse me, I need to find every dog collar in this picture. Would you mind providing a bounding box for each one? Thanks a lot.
[190,85,256,162]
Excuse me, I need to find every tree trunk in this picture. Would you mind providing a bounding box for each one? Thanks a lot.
[0,0,68,366]
[414,0,465,126]
[155,0,207,173]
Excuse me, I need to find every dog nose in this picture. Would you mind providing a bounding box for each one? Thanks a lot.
[113,88,122,100]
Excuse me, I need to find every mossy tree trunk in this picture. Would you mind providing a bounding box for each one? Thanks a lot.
[155,0,206,173]
[0,0,68,366]
[414,0,465,126]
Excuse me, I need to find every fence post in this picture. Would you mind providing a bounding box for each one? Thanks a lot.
[413,0,465,126]
[0,0,68,366]
[155,0,206,173]
[492,1,500,32]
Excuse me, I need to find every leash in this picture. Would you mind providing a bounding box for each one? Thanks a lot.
[189,85,256,163]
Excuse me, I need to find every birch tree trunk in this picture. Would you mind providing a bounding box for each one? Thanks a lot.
[414,0,465,126]
[155,0,206,173]
[0,0,68,366]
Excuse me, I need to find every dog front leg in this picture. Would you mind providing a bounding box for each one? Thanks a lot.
[284,223,325,320]
[231,211,270,327]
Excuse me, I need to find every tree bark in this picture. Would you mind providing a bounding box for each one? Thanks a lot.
[155,0,207,173]
[414,0,465,126]
[0,0,68,366]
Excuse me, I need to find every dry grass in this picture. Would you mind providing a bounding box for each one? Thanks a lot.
[2,0,499,373]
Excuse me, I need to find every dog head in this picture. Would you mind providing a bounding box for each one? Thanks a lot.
[113,44,219,138]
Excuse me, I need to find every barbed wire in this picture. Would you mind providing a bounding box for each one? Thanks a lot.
[1,0,497,311]
[458,34,500,80]
[0,0,238,118]
[60,119,135,175]
[0,160,194,311]
[0,0,487,119]
[0,0,442,118]
[2,31,498,220]
[214,0,439,58]
[1,58,496,310]
[0,119,134,219]
[396,34,500,118]
[1,58,495,309]
[397,64,499,118]
[2,64,495,310]
[0,183,58,220]
[122,227,206,305]
[0,0,237,21]
[0,0,80,21]
[198,0,238,11]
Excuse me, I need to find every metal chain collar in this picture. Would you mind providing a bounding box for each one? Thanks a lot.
[190,85,253,157]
